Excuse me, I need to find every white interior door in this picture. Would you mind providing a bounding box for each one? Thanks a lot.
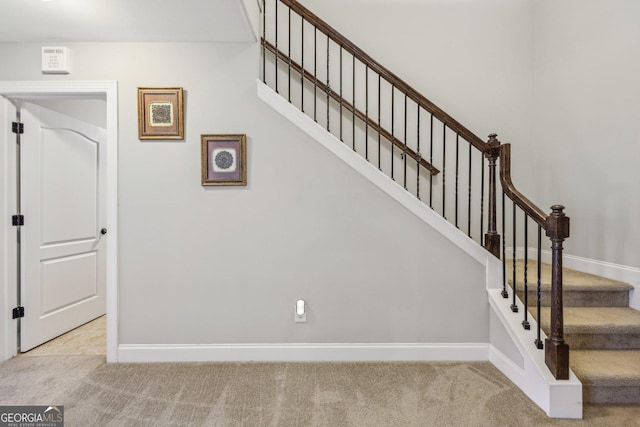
[20,102,106,352]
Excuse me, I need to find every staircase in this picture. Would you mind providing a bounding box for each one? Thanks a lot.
[512,260,640,403]
[259,0,639,417]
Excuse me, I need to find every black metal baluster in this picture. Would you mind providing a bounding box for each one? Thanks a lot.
[501,191,508,298]
[429,114,434,208]
[262,0,266,83]
[339,46,342,141]
[300,16,304,112]
[313,26,317,122]
[378,75,381,169]
[403,94,408,190]
[391,84,395,179]
[523,214,530,329]
[511,201,518,313]
[326,35,330,131]
[365,66,369,160]
[275,0,278,93]
[455,133,459,227]
[467,140,472,237]
[535,225,544,348]
[287,7,291,102]
[416,104,421,200]
[480,153,485,245]
[442,123,447,219]
[352,55,356,151]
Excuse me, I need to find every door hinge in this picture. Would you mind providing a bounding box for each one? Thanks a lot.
[12,215,24,226]
[12,122,24,134]
[12,306,25,319]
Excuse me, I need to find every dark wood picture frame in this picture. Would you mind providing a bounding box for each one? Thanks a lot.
[137,87,184,140]
[201,134,247,186]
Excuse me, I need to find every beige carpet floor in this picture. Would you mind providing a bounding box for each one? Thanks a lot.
[2,356,640,426]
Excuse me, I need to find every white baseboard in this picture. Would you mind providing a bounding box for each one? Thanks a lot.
[506,247,640,310]
[117,342,489,363]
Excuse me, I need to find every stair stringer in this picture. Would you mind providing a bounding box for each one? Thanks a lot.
[488,285,582,418]
[257,79,583,419]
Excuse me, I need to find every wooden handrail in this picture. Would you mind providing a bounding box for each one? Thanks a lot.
[263,39,440,175]
[280,0,488,154]
[499,143,547,228]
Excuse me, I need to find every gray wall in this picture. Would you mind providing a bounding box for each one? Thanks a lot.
[300,0,640,270]
[0,42,488,345]
[2,0,635,350]
[299,0,535,187]
[532,0,640,268]
[27,98,106,129]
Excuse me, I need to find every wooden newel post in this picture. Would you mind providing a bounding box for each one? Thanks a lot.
[484,133,501,258]
[545,204,570,380]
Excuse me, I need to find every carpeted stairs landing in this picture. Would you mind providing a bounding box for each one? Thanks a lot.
[511,261,640,404]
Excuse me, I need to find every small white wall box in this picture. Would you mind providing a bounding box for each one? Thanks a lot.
[42,47,70,74]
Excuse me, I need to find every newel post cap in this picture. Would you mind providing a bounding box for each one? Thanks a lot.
[486,133,501,158]
[546,205,570,240]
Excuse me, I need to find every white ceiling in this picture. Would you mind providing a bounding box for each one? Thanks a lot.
[0,0,257,43]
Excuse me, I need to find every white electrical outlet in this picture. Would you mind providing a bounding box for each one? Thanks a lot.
[295,299,307,323]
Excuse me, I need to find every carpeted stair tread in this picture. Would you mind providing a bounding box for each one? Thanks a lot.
[507,260,632,292]
[508,262,640,404]
[514,286,629,307]
[571,350,640,387]
[538,307,640,334]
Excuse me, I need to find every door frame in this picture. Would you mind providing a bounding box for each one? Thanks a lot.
[0,81,118,362]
